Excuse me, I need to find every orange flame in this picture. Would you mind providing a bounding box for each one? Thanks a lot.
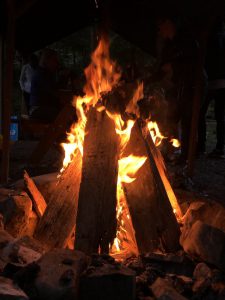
[147,121,165,146]
[110,155,146,259]
[60,37,121,173]
[125,82,144,117]
[84,37,121,106]
[147,121,181,149]
[170,138,180,148]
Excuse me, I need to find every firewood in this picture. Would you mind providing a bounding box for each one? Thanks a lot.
[34,151,82,249]
[122,121,180,253]
[75,107,119,254]
[24,170,47,217]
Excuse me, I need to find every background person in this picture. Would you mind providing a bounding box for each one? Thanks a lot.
[30,48,61,122]
[19,53,38,114]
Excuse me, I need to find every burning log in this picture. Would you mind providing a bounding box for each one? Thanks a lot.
[34,151,82,249]
[122,121,180,253]
[24,170,47,218]
[75,107,119,254]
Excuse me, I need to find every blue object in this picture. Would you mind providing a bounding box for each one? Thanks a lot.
[10,116,19,141]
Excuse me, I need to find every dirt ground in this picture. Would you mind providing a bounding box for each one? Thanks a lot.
[1,118,224,210]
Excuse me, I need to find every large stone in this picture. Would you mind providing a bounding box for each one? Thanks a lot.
[0,230,42,271]
[0,276,28,299]
[181,220,225,270]
[151,277,188,300]
[79,260,136,300]
[181,201,225,239]
[30,249,87,300]
[0,192,32,238]
[142,252,195,277]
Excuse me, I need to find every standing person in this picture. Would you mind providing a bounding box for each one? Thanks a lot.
[19,53,38,114]
[156,16,199,163]
[30,48,61,122]
[198,19,225,158]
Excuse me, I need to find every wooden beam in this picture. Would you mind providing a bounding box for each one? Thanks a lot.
[35,151,82,249]
[0,0,15,183]
[75,107,119,254]
[122,121,181,253]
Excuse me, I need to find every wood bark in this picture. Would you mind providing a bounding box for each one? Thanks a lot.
[35,151,82,249]
[122,121,180,253]
[24,170,47,217]
[75,107,119,254]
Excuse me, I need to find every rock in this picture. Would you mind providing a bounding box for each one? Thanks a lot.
[181,220,225,270]
[0,276,28,299]
[166,274,193,297]
[181,201,225,237]
[192,263,212,293]
[0,231,42,269]
[142,252,195,277]
[151,277,188,300]
[193,263,212,281]
[21,249,88,300]
[0,192,33,238]
[80,260,136,300]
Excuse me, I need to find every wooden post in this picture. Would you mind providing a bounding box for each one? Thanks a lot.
[75,107,119,254]
[122,121,181,253]
[0,0,15,183]
[0,35,3,135]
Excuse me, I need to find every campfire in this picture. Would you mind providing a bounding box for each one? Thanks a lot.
[33,36,182,258]
[1,36,225,300]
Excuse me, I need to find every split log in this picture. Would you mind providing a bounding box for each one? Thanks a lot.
[34,151,82,249]
[75,107,119,254]
[24,170,47,217]
[122,121,180,253]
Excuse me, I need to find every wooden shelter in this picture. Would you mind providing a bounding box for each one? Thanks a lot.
[1,0,225,182]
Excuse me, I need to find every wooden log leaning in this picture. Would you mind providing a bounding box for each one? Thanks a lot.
[34,151,82,249]
[122,121,180,253]
[24,170,47,217]
[75,107,119,254]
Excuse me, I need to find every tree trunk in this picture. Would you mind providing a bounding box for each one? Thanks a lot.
[75,107,119,254]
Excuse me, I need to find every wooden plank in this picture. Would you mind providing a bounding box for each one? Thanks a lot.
[75,107,119,254]
[24,170,47,217]
[29,103,76,164]
[0,0,15,183]
[34,151,82,249]
[122,121,180,253]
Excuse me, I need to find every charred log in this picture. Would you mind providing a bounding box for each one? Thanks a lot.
[75,107,119,254]
[122,121,180,253]
[34,151,82,249]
